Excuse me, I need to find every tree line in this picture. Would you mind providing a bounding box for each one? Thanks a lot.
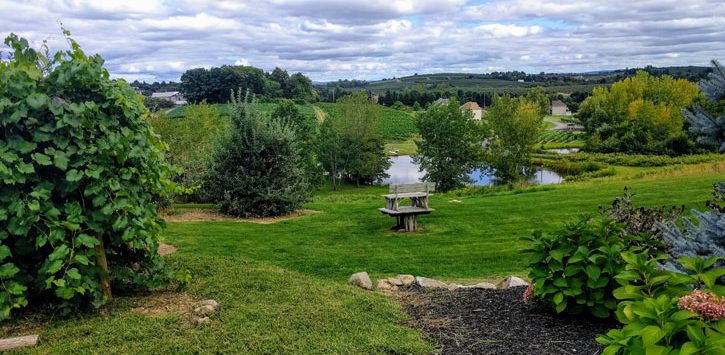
[180,66,316,104]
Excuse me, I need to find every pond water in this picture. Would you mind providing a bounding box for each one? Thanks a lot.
[382,155,564,186]
[546,148,580,154]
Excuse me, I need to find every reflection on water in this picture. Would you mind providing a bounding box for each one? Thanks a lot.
[382,155,563,186]
[546,148,580,154]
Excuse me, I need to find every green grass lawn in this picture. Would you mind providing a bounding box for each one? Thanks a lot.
[163,169,721,283]
[384,136,419,155]
[5,162,722,354]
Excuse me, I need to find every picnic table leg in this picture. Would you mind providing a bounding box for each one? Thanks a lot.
[403,214,418,232]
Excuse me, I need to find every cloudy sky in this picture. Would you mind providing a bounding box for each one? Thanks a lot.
[1,0,724,82]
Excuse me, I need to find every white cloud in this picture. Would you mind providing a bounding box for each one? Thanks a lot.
[0,0,722,81]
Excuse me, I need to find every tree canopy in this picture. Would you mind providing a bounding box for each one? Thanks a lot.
[578,71,701,154]
[414,98,481,191]
[483,95,542,182]
[180,65,315,104]
[319,92,389,187]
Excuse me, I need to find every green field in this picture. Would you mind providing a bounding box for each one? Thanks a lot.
[6,160,723,354]
[166,102,316,121]
[166,102,416,141]
[317,102,417,140]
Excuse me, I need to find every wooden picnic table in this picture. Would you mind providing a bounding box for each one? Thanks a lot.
[379,183,435,232]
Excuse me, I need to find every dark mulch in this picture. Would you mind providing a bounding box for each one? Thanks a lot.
[396,286,618,355]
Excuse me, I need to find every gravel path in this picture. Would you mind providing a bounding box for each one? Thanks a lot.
[397,286,616,355]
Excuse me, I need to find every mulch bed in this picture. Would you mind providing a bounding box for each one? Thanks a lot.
[396,286,617,355]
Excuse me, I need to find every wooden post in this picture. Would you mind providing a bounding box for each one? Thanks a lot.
[95,234,112,302]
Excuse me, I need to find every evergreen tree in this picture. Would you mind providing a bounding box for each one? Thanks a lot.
[206,91,312,217]
[683,60,725,152]
[658,183,724,273]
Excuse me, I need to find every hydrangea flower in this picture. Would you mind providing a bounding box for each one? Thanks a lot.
[678,290,725,321]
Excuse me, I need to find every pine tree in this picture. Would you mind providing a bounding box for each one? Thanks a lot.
[205,91,312,217]
[683,60,725,152]
[658,183,725,272]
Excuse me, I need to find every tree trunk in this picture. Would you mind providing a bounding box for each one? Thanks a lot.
[94,234,112,302]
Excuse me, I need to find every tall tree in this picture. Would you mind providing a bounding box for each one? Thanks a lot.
[325,92,389,186]
[484,95,542,182]
[271,100,322,185]
[286,72,316,101]
[413,98,481,191]
[526,86,550,117]
[683,60,725,152]
[318,119,343,190]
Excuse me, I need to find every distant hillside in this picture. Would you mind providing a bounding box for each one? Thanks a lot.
[319,66,711,96]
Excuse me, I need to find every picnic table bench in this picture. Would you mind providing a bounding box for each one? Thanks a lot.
[379,182,435,232]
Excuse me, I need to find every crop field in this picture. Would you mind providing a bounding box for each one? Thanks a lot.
[317,103,417,141]
[166,102,316,121]
[538,130,583,144]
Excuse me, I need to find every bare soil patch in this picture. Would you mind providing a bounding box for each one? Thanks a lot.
[131,291,197,318]
[158,243,177,256]
[396,285,616,355]
[161,208,321,224]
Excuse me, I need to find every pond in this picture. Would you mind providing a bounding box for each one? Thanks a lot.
[546,148,580,154]
[382,155,564,186]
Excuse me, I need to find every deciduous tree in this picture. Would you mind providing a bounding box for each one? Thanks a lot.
[484,95,542,182]
[414,98,481,191]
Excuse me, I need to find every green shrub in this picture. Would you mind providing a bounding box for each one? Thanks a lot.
[0,33,179,319]
[526,217,627,317]
[205,91,312,217]
[597,253,725,354]
[150,104,230,202]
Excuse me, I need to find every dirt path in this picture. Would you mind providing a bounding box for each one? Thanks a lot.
[161,208,321,224]
[544,118,584,132]
[312,105,327,122]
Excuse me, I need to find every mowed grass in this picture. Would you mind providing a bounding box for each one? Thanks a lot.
[13,256,431,354]
[385,136,419,155]
[163,168,722,284]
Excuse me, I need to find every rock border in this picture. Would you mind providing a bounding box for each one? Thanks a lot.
[349,273,527,292]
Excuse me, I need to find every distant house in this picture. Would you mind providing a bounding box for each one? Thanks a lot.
[370,95,380,103]
[517,79,525,83]
[433,97,450,105]
[460,101,483,120]
[151,91,187,105]
[550,100,571,116]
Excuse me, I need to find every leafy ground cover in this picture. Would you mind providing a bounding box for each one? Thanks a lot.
[3,160,722,353]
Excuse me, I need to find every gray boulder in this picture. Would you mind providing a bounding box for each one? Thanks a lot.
[349,272,373,290]
[416,276,448,289]
[496,276,529,289]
